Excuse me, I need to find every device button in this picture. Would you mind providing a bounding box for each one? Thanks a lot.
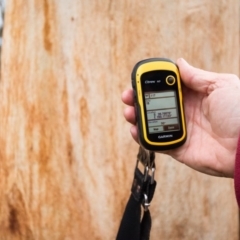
[134,107,138,123]
[166,75,176,85]
[132,80,135,88]
[163,124,179,131]
[133,90,137,103]
[149,126,163,133]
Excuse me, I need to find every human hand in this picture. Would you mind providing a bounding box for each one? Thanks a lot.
[122,58,240,178]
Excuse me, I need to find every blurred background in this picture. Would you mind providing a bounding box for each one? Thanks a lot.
[0,0,238,239]
[0,0,5,52]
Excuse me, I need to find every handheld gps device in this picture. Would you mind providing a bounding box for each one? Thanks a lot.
[131,58,187,151]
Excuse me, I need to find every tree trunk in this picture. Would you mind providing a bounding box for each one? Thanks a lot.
[0,0,238,239]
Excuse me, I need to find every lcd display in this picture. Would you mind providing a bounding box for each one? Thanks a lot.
[144,91,180,134]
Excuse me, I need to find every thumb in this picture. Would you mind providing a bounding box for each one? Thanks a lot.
[177,58,220,94]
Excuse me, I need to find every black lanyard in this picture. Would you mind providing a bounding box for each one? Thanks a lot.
[116,147,157,240]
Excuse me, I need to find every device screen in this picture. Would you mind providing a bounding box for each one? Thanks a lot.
[144,91,180,134]
[140,70,184,142]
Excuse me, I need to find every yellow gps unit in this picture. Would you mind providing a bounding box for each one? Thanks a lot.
[131,58,187,151]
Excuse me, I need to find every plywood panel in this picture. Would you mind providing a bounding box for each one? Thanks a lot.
[0,0,238,239]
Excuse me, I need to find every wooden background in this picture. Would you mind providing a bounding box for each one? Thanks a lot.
[0,0,239,239]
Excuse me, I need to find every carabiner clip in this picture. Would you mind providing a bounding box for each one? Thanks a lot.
[143,194,150,211]
[136,147,156,183]
[132,147,157,210]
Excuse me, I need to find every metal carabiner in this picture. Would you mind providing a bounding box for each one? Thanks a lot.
[137,147,149,166]
[143,193,150,211]
[136,147,156,183]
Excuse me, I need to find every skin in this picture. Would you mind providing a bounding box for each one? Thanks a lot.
[122,58,240,178]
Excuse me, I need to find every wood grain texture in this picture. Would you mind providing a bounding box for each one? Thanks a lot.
[0,0,238,239]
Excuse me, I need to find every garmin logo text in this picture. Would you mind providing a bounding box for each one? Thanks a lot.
[158,134,173,139]
[145,80,155,84]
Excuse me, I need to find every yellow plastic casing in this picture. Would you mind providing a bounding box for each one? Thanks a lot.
[134,59,186,150]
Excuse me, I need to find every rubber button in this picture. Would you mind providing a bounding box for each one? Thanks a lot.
[166,75,176,85]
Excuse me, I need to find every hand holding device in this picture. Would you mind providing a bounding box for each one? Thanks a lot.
[123,58,240,177]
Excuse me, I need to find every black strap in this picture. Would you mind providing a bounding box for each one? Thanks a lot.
[116,148,157,240]
[140,209,151,240]
[116,194,141,240]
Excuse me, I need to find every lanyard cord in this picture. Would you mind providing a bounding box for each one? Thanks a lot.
[116,147,157,240]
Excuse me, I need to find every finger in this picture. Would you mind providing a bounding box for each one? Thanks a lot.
[177,58,220,94]
[124,106,136,124]
[121,89,134,106]
[130,125,139,143]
